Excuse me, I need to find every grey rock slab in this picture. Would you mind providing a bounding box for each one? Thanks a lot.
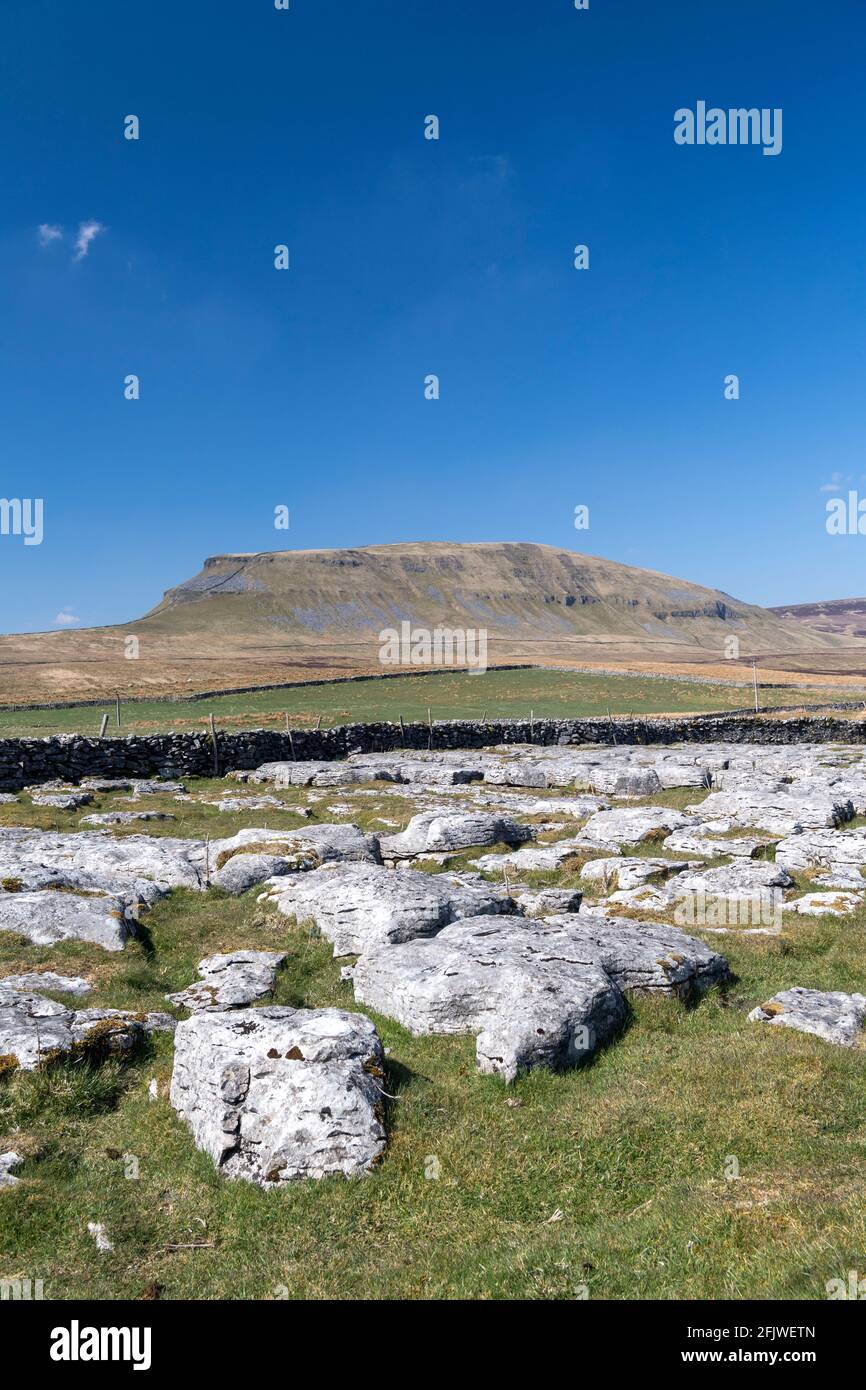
[510,886,584,916]
[0,970,91,996]
[580,857,698,891]
[80,811,175,826]
[128,780,186,796]
[210,823,381,876]
[249,761,346,787]
[578,806,691,846]
[351,915,628,1082]
[0,989,169,1070]
[687,790,854,836]
[748,988,866,1047]
[80,779,134,792]
[168,950,287,1012]
[0,826,207,892]
[169,1006,387,1183]
[0,1151,22,1188]
[215,796,286,812]
[609,861,794,920]
[775,827,866,876]
[611,769,663,797]
[0,988,75,1068]
[543,913,733,998]
[669,861,794,902]
[812,869,866,890]
[474,836,615,874]
[787,891,863,917]
[259,861,514,956]
[31,792,93,810]
[211,853,297,896]
[662,826,776,859]
[379,810,532,859]
[0,889,138,951]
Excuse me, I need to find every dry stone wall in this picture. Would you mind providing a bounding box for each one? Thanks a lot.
[0,715,864,789]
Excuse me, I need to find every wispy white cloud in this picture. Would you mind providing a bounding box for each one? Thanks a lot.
[37,223,63,247]
[53,608,80,627]
[72,220,106,261]
[819,471,850,493]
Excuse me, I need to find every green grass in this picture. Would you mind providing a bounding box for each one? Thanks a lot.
[1,779,865,1299]
[0,668,850,739]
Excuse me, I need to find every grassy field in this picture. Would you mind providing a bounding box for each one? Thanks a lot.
[0,667,855,739]
[0,778,865,1299]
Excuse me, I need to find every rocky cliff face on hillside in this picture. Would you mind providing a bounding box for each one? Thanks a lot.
[147,541,834,654]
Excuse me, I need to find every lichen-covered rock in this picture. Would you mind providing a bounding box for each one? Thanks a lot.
[169,1006,387,1183]
[215,795,285,812]
[612,769,663,797]
[775,827,866,877]
[0,988,170,1070]
[0,988,75,1069]
[167,951,287,1011]
[351,915,628,1082]
[669,860,794,902]
[127,780,186,796]
[259,861,514,955]
[748,988,866,1047]
[69,1008,175,1043]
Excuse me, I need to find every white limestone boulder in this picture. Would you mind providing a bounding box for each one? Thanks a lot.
[351,915,628,1082]
[258,861,514,955]
[167,951,287,1011]
[748,988,866,1047]
[578,806,690,847]
[379,811,532,860]
[0,888,140,951]
[169,1006,387,1183]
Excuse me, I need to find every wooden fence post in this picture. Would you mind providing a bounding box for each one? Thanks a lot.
[209,713,220,775]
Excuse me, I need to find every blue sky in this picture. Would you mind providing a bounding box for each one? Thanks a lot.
[1,0,865,634]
